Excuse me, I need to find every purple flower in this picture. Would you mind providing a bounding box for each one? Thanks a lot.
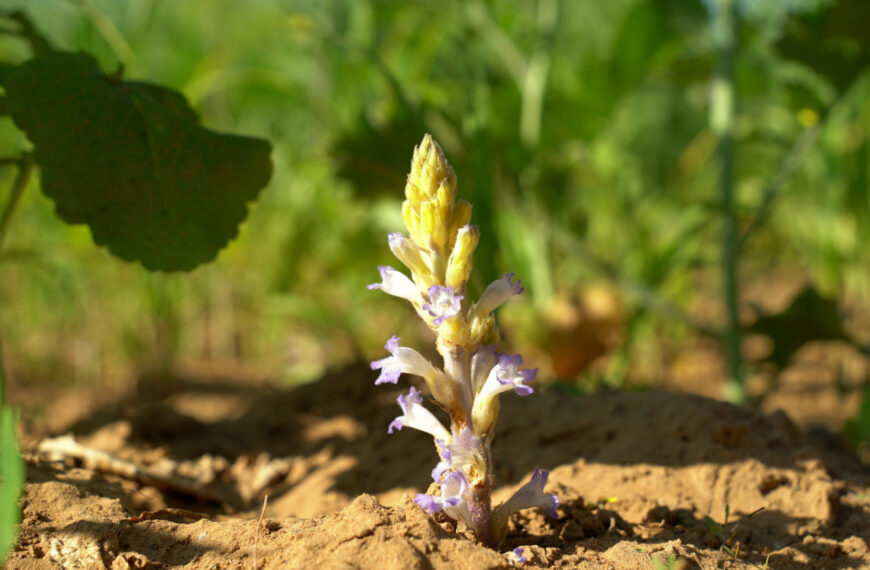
[493,354,537,397]
[471,352,538,435]
[414,470,468,513]
[509,547,527,564]
[388,386,451,442]
[496,468,560,520]
[475,273,524,316]
[430,427,483,483]
[367,265,422,304]
[475,353,537,401]
[370,336,440,386]
[431,441,452,482]
[422,285,463,326]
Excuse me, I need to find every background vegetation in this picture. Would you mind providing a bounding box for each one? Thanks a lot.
[0,0,868,428]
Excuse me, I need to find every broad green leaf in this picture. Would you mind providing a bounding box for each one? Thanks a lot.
[3,51,272,271]
[0,406,23,563]
[126,81,200,124]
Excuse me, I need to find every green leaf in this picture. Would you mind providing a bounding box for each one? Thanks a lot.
[703,515,721,535]
[126,81,201,124]
[3,51,272,271]
[0,406,23,562]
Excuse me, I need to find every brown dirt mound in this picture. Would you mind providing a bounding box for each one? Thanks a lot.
[7,364,870,568]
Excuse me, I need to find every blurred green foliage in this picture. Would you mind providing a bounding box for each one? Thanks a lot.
[0,0,867,409]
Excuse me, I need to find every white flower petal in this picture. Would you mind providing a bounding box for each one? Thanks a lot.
[367,266,423,304]
[475,273,524,316]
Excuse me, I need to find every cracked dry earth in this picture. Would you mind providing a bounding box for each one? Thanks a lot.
[7,364,870,569]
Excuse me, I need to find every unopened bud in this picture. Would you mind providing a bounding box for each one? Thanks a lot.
[447,200,472,246]
[445,225,479,290]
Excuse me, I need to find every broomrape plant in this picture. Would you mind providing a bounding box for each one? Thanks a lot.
[368,135,558,549]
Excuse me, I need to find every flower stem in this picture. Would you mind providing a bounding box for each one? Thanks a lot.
[465,437,495,547]
[467,483,494,547]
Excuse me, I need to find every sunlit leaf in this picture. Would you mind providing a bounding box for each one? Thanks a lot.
[3,51,272,271]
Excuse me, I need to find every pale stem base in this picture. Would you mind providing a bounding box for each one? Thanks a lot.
[464,435,495,547]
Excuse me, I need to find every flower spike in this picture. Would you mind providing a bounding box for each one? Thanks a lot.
[367,134,554,547]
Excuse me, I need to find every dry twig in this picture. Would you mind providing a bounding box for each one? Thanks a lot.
[37,434,231,504]
[123,508,208,523]
[253,494,269,570]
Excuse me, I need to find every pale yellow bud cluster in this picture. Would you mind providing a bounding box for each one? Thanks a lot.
[402,135,475,294]
[393,134,483,352]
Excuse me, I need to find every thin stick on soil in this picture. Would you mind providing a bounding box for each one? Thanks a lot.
[36,434,232,505]
[123,508,208,523]
[253,494,269,570]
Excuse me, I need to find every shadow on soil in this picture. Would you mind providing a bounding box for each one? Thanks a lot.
[51,362,870,567]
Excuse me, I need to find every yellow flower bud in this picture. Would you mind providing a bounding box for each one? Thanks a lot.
[437,316,468,347]
[447,200,472,247]
[401,200,417,236]
[420,202,437,244]
[445,225,479,290]
[389,232,431,283]
[423,370,454,409]
[404,178,423,206]
[436,181,454,216]
[407,134,455,204]
[468,313,495,347]
[471,393,500,437]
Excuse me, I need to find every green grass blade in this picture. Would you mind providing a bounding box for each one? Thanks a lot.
[0,406,24,562]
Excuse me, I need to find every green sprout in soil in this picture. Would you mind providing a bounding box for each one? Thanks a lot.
[650,553,686,570]
[704,505,767,566]
[367,135,558,552]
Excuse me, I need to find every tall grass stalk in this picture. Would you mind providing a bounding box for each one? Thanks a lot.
[709,0,744,403]
[0,155,30,563]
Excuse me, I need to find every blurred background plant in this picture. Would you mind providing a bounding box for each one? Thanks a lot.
[0,6,273,559]
[0,0,868,446]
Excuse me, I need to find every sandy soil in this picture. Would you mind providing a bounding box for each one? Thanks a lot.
[6,363,870,569]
